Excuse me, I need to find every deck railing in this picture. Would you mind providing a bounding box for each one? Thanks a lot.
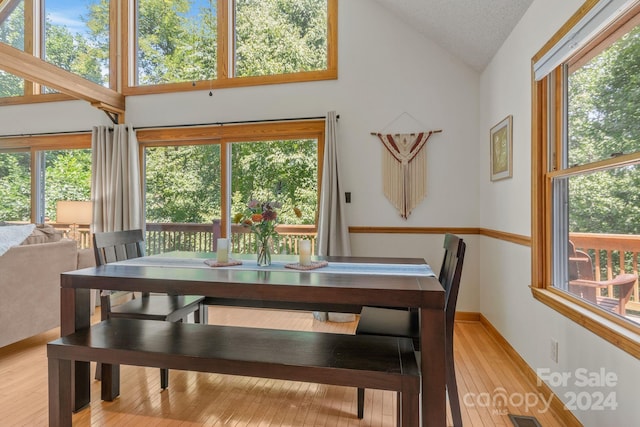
[570,232,640,313]
[56,222,317,256]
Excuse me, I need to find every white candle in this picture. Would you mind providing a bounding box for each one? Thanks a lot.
[299,239,311,266]
[217,238,229,263]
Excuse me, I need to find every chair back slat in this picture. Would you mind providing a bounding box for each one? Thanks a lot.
[438,234,466,317]
[93,229,145,267]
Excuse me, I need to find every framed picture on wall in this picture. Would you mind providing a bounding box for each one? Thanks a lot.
[490,115,513,181]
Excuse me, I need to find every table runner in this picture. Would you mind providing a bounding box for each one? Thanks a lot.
[112,256,436,277]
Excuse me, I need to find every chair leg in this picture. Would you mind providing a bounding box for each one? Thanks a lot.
[160,368,169,389]
[357,387,364,419]
[95,362,102,381]
[446,329,462,427]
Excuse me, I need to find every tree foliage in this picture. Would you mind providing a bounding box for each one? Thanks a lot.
[568,25,640,235]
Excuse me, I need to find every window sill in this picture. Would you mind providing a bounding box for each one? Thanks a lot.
[531,287,640,359]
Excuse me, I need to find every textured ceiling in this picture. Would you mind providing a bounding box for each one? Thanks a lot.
[373,0,534,71]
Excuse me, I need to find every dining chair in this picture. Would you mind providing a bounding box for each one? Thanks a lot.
[355,233,466,427]
[93,229,206,389]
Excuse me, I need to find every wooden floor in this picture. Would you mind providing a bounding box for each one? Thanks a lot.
[0,307,568,426]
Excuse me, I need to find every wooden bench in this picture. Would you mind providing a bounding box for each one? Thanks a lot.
[48,318,420,427]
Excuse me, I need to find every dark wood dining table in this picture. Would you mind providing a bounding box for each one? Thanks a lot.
[58,253,446,426]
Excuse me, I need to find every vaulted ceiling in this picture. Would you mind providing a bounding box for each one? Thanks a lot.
[373,0,534,71]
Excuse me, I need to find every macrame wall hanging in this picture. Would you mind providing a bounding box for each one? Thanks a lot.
[371,113,442,219]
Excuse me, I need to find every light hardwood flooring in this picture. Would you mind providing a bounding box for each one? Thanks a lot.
[0,307,569,426]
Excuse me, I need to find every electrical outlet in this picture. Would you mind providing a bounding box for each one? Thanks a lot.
[550,338,558,363]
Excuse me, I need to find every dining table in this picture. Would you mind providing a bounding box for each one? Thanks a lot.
[58,252,446,426]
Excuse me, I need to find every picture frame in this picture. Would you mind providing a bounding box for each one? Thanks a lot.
[490,115,513,181]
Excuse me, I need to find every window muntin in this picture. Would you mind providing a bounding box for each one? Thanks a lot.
[233,0,328,78]
[135,0,217,86]
[0,0,25,97]
[0,150,31,222]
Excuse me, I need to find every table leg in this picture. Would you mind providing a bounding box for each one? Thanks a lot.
[421,307,446,426]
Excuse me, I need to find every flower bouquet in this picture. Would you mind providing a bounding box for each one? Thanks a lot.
[235,199,302,266]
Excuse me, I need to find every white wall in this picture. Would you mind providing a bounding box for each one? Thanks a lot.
[479,0,640,425]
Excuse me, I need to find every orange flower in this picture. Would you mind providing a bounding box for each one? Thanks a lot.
[251,213,263,222]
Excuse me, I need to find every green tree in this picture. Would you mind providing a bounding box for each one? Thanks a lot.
[235,0,327,77]
[568,25,640,235]
[0,152,31,221]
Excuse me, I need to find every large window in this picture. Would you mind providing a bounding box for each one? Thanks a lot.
[533,3,640,356]
[127,0,336,93]
[0,0,114,102]
[139,120,323,255]
[0,135,91,224]
[0,0,336,102]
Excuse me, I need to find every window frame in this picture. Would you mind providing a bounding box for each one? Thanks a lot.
[136,120,325,236]
[122,0,338,95]
[532,1,640,358]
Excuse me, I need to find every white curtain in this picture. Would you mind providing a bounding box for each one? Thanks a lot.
[317,111,351,257]
[316,111,353,322]
[91,124,143,233]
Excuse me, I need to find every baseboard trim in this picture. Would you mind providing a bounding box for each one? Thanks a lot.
[455,311,481,322]
[477,314,582,427]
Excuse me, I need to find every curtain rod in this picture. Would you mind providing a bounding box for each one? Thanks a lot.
[0,115,339,139]
[0,129,95,138]
[132,114,339,131]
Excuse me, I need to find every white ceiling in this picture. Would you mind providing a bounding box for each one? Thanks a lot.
[373,0,534,71]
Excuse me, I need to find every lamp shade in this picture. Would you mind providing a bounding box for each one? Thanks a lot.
[56,200,93,225]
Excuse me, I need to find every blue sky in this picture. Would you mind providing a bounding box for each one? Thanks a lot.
[46,0,214,35]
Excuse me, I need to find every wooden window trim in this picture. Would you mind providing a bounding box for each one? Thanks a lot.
[531,1,640,359]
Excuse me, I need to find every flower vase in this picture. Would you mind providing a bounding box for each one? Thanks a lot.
[257,236,272,266]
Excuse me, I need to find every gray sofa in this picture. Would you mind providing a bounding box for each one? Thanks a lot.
[0,227,95,348]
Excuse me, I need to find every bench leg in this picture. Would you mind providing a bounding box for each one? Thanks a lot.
[49,357,72,427]
[400,391,419,427]
[357,387,364,418]
[100,363,120,401]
